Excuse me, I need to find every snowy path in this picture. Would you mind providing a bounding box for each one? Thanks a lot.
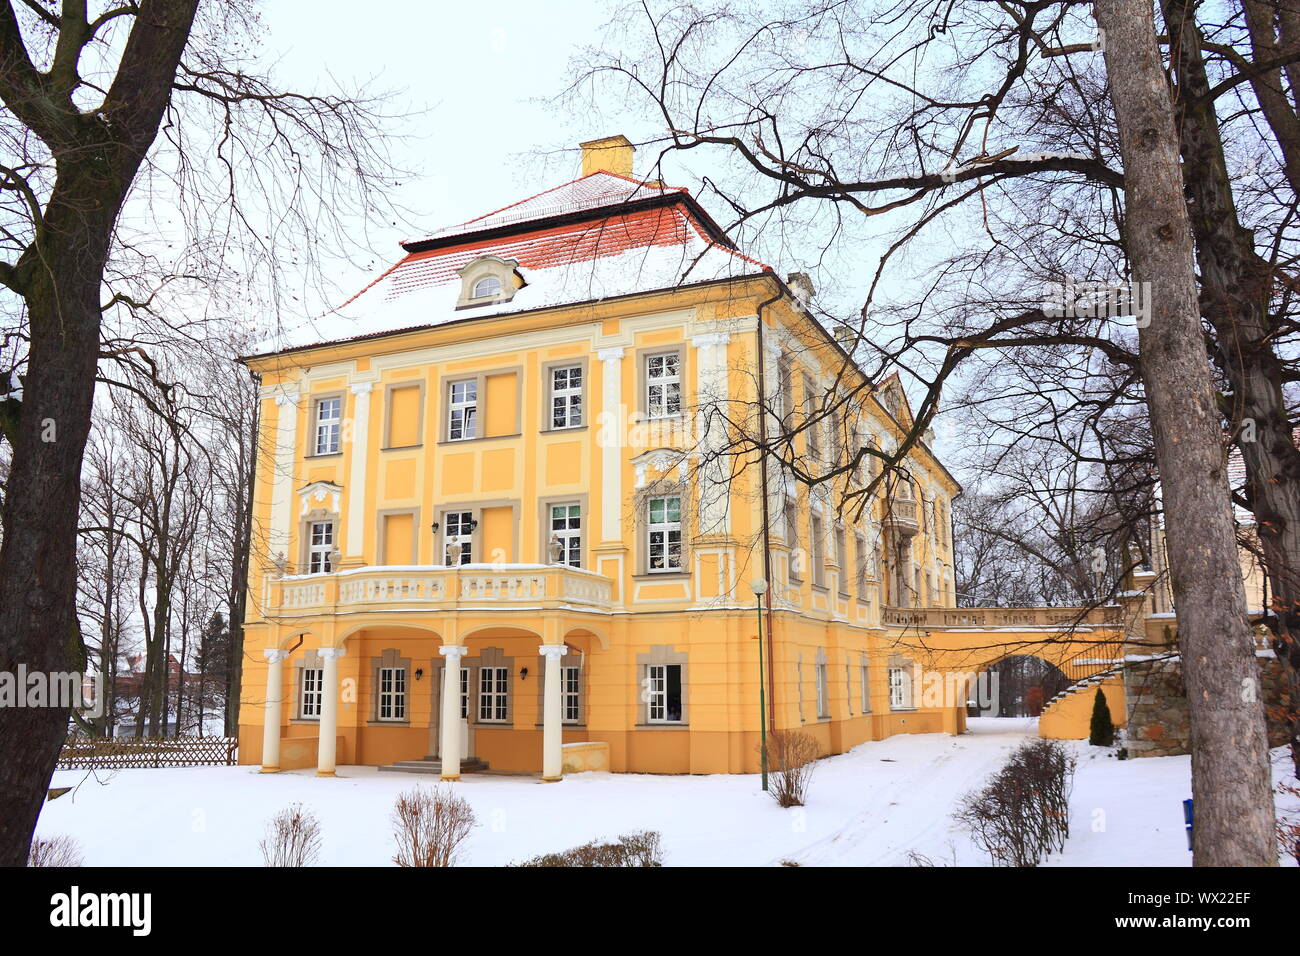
[33,719,1242,866]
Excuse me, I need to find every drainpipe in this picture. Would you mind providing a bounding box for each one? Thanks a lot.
[756,285,783,731]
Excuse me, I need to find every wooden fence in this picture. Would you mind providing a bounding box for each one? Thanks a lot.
[56,734,238,769]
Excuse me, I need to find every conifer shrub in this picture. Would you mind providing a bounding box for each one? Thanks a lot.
[1089,686,1116,747]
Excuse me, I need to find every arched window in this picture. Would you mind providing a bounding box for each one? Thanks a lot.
[472,275,501,298]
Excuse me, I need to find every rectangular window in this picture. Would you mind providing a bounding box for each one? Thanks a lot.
[777,357,793,426]
[810,513,825,587]
[550,503,582,568]
[647,496,683,572]
[378,666,407,721]
[785,498,801,580]
[646,663,683,723]
[300,667,323,718]
[835,525,848,593]
[549,365,583,429]
[447,379,478,441]
[645,352,681,419]
[308,520,334,574]
[855,533,868,596]
[860,661,871,712]
[443,511,473,565]
[846,664,853,715]
[478,666,508,722]
[816,661,829,718]
[803,375,821,461]
[889,666,911,709]
[314,397,341,455]
[562,666,580,723]
[460,668,469,719]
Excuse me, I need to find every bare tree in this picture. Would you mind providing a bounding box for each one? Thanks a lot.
[0,1,399,866]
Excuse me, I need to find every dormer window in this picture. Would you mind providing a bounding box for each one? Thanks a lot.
[472,276,501,299]
[457,255,522,308]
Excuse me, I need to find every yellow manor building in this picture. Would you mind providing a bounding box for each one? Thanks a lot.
[238,135,980,780]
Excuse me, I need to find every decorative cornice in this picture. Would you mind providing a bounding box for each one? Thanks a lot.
[597,347,626,363]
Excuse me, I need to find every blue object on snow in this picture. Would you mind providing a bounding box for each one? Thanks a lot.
[1183,798,1193,851]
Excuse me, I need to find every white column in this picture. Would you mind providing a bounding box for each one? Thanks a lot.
[268,390,300,563]
[345,380,374,559]
[438,645,468,781]
[539,644,568,782]
[316,647,344,777]
[597,347,625,543]
[260,649,289,773]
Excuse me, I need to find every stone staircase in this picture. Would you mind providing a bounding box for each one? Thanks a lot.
[377,755,490,775]
[1040,645,1127,715]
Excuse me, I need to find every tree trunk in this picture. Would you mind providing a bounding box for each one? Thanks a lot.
[1096,0,1278,865]
[1163,0,1300,775]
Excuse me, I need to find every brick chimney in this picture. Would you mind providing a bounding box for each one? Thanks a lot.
[580,135,635,178]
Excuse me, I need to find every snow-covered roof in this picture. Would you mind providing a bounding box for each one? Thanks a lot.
[252,172,770,357]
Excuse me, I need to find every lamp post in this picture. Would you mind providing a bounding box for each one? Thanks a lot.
[751,577,770,792]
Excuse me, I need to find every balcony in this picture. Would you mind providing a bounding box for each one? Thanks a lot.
[266,564,615,616]
[881,496,919,535]
[881,605,1124,630]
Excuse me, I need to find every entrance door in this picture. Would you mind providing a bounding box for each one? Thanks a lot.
[429,662,475,760]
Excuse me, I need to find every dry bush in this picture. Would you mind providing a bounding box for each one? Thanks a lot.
[27,834,83,867]
[954,739,1076,867]
[1276,779,1300,865]
[259,803,323,867]
[513,830,663,867]
[761,730,821,807]
[392,785,476,867]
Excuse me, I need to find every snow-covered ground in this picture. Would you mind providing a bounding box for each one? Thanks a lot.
[34,718,1297,866]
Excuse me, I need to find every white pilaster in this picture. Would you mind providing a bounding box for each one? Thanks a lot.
[438,645,468,780]
[268,390,300,563]
[539,644,568,782]
[316,647,344,776]
[691,332,732,534]
[597,347,625,543]
[260,649,289,773]
[345,380,374,559]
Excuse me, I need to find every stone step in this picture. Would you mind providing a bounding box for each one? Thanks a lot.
[377,758,489,775]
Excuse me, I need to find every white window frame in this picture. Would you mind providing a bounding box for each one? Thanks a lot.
[549,365,583,429]
[314,397,341,456]
[646,663,683,723]
[815,661,829,718]
[860,660,871,712]
[647,495,683,573]
[307,520,334,574]
[377,666,407,721]
[443,511,474,565]
[459,668,469,719]
[810,512,825,587]
[447,379,478,441]
[472,275,502,299]
[550,503,582,568]
[478,666,509,722]
[300,667,323,719]
[889,665,912,710]
[562,665,580,723]
[645,351,681,419]
[855,533,869,596]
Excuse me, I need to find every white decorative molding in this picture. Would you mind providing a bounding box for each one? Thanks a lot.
[538,644,568,661]
[439,645,468,659]
[317,647,345,661]
[268,391,302,560]
[599,347,625,543]
[345,376,376,556]
[630,447,688,490]
[597,346,626,363]
[349,380,374,396]
[263,648,289,663]
[299,480,344,516]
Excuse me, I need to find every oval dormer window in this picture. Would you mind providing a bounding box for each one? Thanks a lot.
[472,275,502,299]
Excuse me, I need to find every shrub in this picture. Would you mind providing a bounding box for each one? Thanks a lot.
[28,834,83,867]
[761,730,821,808]
[955,739,1076,867]
[259,803,323,867]
[513,830,663,867]
[1089,686,1116,747]
[392,785,476,867]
